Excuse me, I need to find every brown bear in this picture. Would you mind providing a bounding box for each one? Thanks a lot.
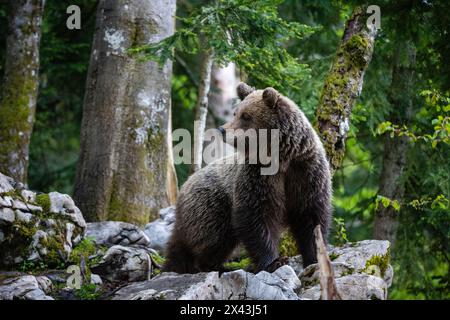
[164,83,332,273]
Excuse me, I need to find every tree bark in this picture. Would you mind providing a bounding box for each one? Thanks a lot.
[315,6,377,173]
[0,0,45,183]
[205,62,239,158]
[74,0,176,225]
[373,40,416,245]
[192,46,214,173]
[207,62,240,127]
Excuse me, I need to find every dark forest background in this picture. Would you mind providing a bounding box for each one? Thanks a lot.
[0,0,449,299]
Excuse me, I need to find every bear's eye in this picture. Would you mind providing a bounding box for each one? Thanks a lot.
[241,113,251,121]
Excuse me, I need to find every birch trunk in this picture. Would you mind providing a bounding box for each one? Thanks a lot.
[192,47,214,173]
[0,0,45,183]
[74,0,176,225]
[315,6,377,172]
[373,41,416,245]
[207,63,240,127]
[205,62,240,158]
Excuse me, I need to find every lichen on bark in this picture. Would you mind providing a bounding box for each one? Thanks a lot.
[315,6,378,172]
[74,0,176,225]
[0,0,45,183]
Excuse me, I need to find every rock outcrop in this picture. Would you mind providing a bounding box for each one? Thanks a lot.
[90,245,154,283]
[0,179,395,301]
[0,173,86,267]
[86,221,151,248]
[0,275,54,300]
[113,265,302,300]
[111,240,392,300]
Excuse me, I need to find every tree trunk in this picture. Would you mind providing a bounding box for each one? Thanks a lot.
[0,0,45,183]
[205,62,239,158]
[207,63,240,127]
[74,0,176,225]
[373,41,416,245]
[192,46,214,173]
[315,6,377,173]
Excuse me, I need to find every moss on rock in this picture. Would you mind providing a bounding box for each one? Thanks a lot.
[364,247,390,277]
[35,194,51,214]
[279,231,298,257]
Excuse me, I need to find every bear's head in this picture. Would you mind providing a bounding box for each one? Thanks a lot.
[219,83,281,135]
[218,82,313,163]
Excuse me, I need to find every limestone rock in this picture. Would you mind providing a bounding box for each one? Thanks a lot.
[0,173,14,194]
[90,245,152,282]
[113,265,301,300]
[86,221,150,248]
[300,274,387,300]
[90,274,103,286]
[0,173,86,267]
[328,240,391,272]
[0,275,54,300]
[297,240,392,300]
[143,206,175,252]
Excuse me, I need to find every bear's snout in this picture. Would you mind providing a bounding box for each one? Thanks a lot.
[217,127,225,135]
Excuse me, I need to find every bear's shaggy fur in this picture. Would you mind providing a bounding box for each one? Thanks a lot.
[164,83,332,273]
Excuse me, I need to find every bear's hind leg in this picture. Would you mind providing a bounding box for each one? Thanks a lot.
[288,203,330,267]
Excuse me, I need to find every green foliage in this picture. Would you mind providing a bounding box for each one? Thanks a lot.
[19,260,48,273]
[131,0,315,95]
[74,283,101,300]
[150,251,166,266]
[69,237,97,266]
[0,0,449,300]
[375,195,400,212]
[365,251,390,278]
[35,193,51,213]
[28,0,98,194]
[224,257,252,271]
[332,217,349,246]
[278,232,298,257]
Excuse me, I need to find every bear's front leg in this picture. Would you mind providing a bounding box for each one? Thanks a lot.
[232,207,281,272]
[232,167,285,272]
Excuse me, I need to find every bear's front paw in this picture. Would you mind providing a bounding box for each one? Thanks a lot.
[264,256,289,273]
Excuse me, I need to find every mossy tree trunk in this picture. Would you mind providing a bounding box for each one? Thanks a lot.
[315,6,377,173]
[0,0,45,183]
[74,0,177,225]
[373,41,416,246]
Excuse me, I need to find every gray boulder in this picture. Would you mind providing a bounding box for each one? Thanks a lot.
[0,275,54,300]
[90,245,153,282]
[300,274,388,300]
[0,172,86,267]
[143,206,175,252]
[112,240,393,301]
[86,221,150,247]
[113,265,301,300]
[298,240,392,300]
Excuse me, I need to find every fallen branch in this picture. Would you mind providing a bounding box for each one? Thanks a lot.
[314,225,342,300]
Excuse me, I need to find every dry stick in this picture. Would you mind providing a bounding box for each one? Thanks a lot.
[314,225,342,300]
[192,45,214,173]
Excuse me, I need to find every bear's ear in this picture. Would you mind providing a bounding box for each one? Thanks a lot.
[262,87,279,108]
[237,82,254,100]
